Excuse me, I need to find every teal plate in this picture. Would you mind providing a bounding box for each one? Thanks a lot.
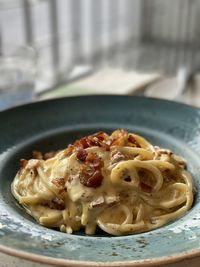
[1,95,200,266]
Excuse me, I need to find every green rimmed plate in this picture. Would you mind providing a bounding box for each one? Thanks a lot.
[1,95,200,267]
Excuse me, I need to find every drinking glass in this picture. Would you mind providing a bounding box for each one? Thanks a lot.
[0,45,37,111]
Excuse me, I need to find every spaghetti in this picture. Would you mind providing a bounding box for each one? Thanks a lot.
[11,130,194,236]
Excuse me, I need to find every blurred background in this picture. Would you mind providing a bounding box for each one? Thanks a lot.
[1,0,200,110]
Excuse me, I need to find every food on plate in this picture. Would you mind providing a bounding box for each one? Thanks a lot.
[11,130,194,236]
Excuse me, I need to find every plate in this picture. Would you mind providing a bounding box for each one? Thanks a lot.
[1,95,200,267]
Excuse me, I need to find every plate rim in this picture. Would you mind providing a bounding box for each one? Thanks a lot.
[1,243,200,267]
[1,94,200,115]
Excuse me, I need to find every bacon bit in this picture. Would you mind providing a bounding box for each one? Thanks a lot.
[104,144,111,151]
[91,158,103,169]
[51,197,65,210]
[128,135,141,147]
[18,159,28,174]
[75,137,90,149]
[139,182,152,193]
[74,132,108,149]
[85,152,95,162]
[43,197,65,210]
[20,159,28,169]
[86,153,104,169]
[43,151,60,160]
[32,150,43,160]
[92,131,108,141]
[76,148,88,161]
[57,189,64,197]
[32,149,60,160]
[85,131,109,148]
[87,137,100,147]
[79,167,103,188]
[72,130,131,152]
[52,178,65,188]
[64,130,133,154]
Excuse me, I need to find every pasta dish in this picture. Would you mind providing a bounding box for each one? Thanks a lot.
[11,130,194,236]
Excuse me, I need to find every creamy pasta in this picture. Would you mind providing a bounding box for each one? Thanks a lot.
[11,130,194,236]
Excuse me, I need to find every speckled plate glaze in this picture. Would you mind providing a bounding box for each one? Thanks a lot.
[1,95,200,267]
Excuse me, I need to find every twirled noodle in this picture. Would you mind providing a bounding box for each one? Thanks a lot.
[11,130,195,236]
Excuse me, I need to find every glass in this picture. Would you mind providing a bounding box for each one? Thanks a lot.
[0,45,37,111]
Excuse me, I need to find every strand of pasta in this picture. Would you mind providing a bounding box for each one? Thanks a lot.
[111,160,164,192]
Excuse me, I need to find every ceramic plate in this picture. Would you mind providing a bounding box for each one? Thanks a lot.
[1,95,200,267]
